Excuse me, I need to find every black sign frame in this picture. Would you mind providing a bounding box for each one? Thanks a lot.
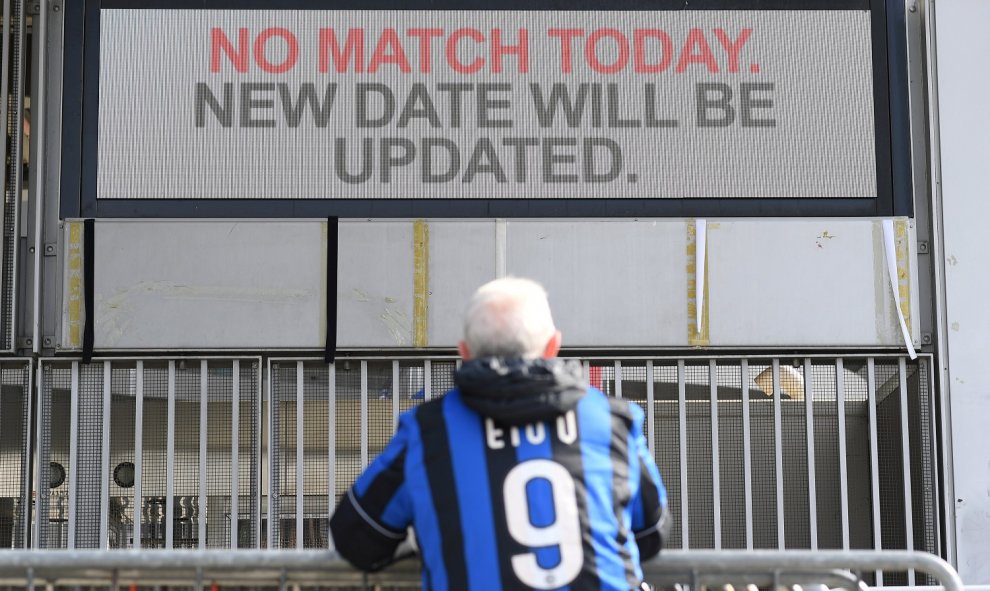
[61,0,910,218]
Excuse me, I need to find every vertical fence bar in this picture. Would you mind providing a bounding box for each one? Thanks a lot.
[251,359,260,549]
[804,358,817,550]
[255,361,262,549]
[328,362,336,535]
[134,361,143,549]
[100,362,111,548]
[0,0,9,329]
[33,363,42,548]
[741,359,753,550]
[926,358,943,556]
[266,361,274,550]
[5,0,22,355]
[772,359,785,549]
[867,358,883,585]
[231,360,240,549]
[166,361,175,549]
[199,361,208,549]
[392,361,400,430]
[68,362,78,549]
[709,360,721,549]
[295,361,304,550]
[899,357,915,586]
[360,361,369,468]
[614,361,622,399]
[424,360,432,402]
[582,360,590,385]
[645,361,655,457]
[677,360,688,549]
[836,358,850,549]
[21,362,33,548]
[0,0,10,196]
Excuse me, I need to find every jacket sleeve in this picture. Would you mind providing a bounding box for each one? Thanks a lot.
[330,418,413,572]
[630,410,670,560]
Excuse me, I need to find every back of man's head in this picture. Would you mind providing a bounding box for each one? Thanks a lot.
[462,277,557,359]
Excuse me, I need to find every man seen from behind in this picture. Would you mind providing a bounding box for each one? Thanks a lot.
[330,277,670,590]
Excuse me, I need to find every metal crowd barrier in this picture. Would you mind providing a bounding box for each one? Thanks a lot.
[0,550,964,591]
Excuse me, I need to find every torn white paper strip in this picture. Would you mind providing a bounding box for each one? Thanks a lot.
[882,219,917,360]
[696,219,707,336]
[495,218,507,279]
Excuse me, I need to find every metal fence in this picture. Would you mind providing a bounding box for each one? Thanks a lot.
[20,354,943,586]
[265,355,940,577]
[35,358,262,551]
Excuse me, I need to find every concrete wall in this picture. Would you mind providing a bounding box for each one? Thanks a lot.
[60,218,919,352]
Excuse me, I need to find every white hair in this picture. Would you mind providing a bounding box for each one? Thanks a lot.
[463,277,557,358]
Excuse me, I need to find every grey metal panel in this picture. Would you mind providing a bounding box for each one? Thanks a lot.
[336,221,415,348]
[72,221,326,350]
[507,220,687,347]
[923,0,956,572]
[426,221,496,347]
[707,221,906,347]
[933,0,990,582]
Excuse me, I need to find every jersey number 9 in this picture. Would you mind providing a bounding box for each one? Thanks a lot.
[503,459,584,589]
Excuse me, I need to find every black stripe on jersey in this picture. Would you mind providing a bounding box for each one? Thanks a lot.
[484,427,530,591]
[356,449,407,527]
[415,401,469,589]
[550,412,601,591]
[636,455,664,528]
[634,454,667,560]
[608,403,639,590]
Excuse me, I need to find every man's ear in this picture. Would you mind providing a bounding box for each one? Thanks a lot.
[542,331,562,359]
[458,341,472,360]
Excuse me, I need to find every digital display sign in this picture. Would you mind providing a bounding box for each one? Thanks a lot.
[96,10,877,201]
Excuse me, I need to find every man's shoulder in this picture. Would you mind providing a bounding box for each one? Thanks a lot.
[396,389,461,425]
[582,386,644,426]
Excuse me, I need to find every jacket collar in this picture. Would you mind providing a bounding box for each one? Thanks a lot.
[454,357,586,426]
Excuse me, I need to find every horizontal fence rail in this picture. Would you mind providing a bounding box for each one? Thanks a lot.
[0,550,964,591]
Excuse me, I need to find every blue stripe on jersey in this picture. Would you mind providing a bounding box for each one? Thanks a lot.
[577,391,627,590]
[379,481,412,531]
[514,419,569,588]
[631,401,667,510]
[353,429,407,498]
[444,392,503,591]
[400,411,448,591]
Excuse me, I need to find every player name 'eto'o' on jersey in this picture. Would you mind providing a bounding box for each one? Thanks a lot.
[485,411,578,449]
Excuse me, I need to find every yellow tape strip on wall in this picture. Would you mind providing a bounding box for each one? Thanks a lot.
[66,222,83,349]
[687,219,710,346]
[413,220,430,348]
[881,218,916,359]
[894,219,912,333]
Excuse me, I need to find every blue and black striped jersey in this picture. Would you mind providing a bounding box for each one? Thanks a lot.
[330,386,669,591]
